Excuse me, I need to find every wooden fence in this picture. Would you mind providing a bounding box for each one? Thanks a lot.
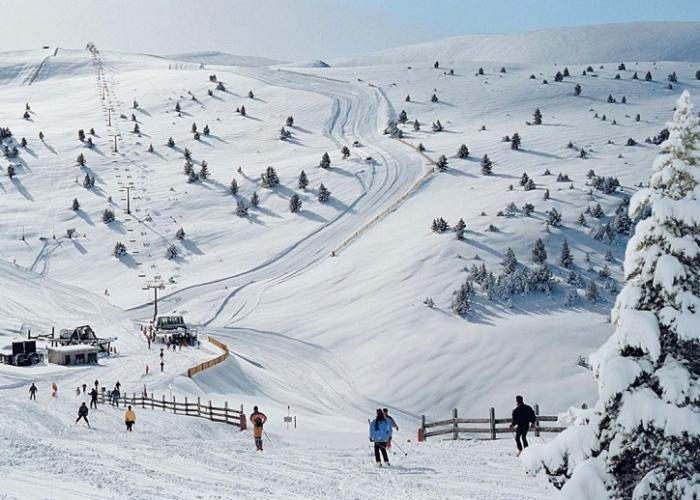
[97,391,247,430]
[186,336,230,377]
[418,404,566,441]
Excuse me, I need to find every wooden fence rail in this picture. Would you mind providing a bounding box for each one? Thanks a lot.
[418,404,566,441]
[186,336,230,377]
[96,392,247,430]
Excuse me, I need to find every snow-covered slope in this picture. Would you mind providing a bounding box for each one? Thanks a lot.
[0,23,699,498]
[168,50,286,67]
[333,22,700,66]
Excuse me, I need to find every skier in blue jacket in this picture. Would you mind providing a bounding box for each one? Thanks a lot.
[369,408,392,467]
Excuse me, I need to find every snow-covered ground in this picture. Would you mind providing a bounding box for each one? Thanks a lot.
[1,22,699,498]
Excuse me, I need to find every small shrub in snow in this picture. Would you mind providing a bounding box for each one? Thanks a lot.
[298,170,308,190]
[531,238,547,264]
[431,218,449,233]
[522,203,534,217]
[113,242,127,257]
[480,154,492,175]
[435,155,448,171]
[165,244,178,260]
[457,144,469,159]
[289,194,302,213]
[261,167,279,188]
[532,108,542,125]
[431,120,443,132]
[235,199,248,217]
[454,218,466,239]
[72,198,80,211]
[102,208,115,223]
[175,228,185,240]
[510,132,521,150]
[450,280,472,316]
[317,184,331,204]
[250,191,259,208]
[319,152,331,169]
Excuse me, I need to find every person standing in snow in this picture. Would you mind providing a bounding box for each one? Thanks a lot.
[124,406,136,432]
[249,406,268,451]
[509,395,537,456]
[29,383,37,400]
[160,360,164,372]
[76,402,90,427]
[115,381,121,392]
[51,382,58,397]
[89,387,98,409]
[369,409,392,467]
[81,383,87,394]
[111,387,120,407]
[383,408,399,449]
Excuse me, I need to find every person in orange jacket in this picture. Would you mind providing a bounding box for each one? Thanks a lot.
[124,406,136,432]
[51,382,58,397]
[249,406,268,451]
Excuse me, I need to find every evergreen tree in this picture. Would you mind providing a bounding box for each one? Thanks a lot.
[478,67,484,75]
[450,280,472,317]
[432,120,443,132]
[480,154,492,175]
[398,110,408,124]
[175,227,185,240]
[298,170,308,189]
[531,238,547,264]
[431,93,438,103]
[645,70,653,81]
[532,108,542,125]
[72,198,80,211]
[175,102,181,113]
[199,161,209,180]
[240,105,246,116]
[191,122,197,133]
[454,218,466,240]
[7,164,15,178]
[319,152,331,169]
[413,120,420,132]
[289,194,302,213]
[77,153,86,166]
[511,132,521,150]
[114,242,127,258]
[405,94,411,102]
[457,144,469,159]
[203,124,210,135]
[502,247,518,274]
[522,203,535,217]
[317,183,331,204]
[261,166,279,188]
[250,191,259,208]
[554,71,564,82]
[78,129,85,142]
[341,146,351,159]
[102,208,115,224]
[235,199,248,217]
[279,127,292,141]
[167,137,175,147]
[520,172,530,187]
[248,90,254,99]
[286,115,294,127]
[559,240,573,268]
[574,84,582,96]
[230,178,238,195]
[618,63,626,71]
[435,155,448,171]
[165,244,178,260]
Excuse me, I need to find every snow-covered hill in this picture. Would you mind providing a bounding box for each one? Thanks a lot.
[332,22,700,66]
[0,22,698,498]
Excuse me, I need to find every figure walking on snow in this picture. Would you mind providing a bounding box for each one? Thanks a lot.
[29,383,37,400]
[51,382,58,398]
[249,406,268,451]
[89,387,99,409]
[383,408,399,449]
[76,402,90,427]
[369,408,392,467]
[124,406,136,432]
[509,395,537,456]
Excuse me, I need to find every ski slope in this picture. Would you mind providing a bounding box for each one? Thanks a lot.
[1,22,699,498]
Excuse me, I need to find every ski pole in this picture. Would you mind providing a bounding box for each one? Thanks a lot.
[391,439,408,457]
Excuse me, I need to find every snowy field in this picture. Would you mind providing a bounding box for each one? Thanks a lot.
[0,22,699,499]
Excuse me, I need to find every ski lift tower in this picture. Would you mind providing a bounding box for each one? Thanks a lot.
[143,276,165,321]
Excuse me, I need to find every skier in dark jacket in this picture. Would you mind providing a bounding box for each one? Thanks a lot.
[369,408,392,467]
[249,406,268,451]
[76,402,90,427]
[383,408,399,448]
[509,395,537,455]
[29,383,37,400]
[89,388,98,409]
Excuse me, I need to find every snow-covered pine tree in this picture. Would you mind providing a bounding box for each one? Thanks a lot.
[450,280,472,316]
[250,191,259,208]
[531,238,547,264]
[454,218,466,240]
[502,247,518,274]
[235,199,248,217]
[230,179,238,195]
[298,170,308,190]
[523,91,700,499]
[511,132,521,150]
[72,198,80,211]
[289,194,302,213]
[457,144,469,159]
[175,227,185,240]
[113,242,127,258]
[317,183,331,204]
[559,240,573,268]
[533,108,543,125]
[436,155,448,171]
[319,152,331,169]
[341,145,351,159]
[574,83,582,96]
[102,208,115,224]
[480,154,493,175]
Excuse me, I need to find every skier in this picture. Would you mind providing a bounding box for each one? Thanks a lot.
[51,382,58,397]
[159,348,164,360]
[75,402,90,427]
[124,405,136,432]
[146,364,149,375]
[94,380,99,393]
[75,387,81,396]
[509,395,537,456]
[383,408,399,449]
[29,383,37,400]
[89,387,98,409]
[81,383,87,394]
[111,387,120,407]
[160,360,164,372]
[249,406,268,451]
[369,408,392,467]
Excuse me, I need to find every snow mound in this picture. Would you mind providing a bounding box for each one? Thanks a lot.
[167,50,286,67]
[283,59,331,68]
[333,22,700,66]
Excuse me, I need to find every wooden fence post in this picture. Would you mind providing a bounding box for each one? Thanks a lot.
[151,395,154,410]
[224,401,229,425]
[185,397,189,416]
[172,396,176,414]
[489,407,496,440]
[534,403,540,437]
[209,400,213,421]
[452,408,458,440]
[197,397,201,416]
[162,394,165,411]
[132,392,136,407]
[142,393,145,409]
[418,415,426,442]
